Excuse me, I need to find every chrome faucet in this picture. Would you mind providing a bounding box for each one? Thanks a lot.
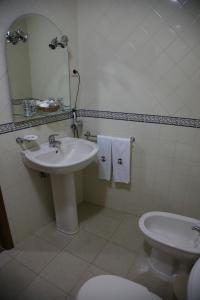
[48,134,61,148]
[71,109,83,138]
[192,226,200,232]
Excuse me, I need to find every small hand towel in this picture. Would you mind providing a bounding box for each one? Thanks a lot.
[112,137,131,184]
[97,135,112,181]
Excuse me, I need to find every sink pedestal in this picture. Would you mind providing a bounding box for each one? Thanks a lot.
[22,137,98,234]
[50,173,79,234]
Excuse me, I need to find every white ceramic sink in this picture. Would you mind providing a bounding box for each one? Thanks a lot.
[22,137,99,174]
[22,137,99,234]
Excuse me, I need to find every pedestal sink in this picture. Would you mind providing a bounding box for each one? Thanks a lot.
[21,137,99,234]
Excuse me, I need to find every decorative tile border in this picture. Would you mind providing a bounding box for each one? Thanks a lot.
[0,111,72,135]
[1,109,200,135]
[77,109,200,128]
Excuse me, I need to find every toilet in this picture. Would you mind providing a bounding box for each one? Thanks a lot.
[76,258,200,300]
[138,211,200,278]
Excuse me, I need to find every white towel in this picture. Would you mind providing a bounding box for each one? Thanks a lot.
[112,137,131,184]
[97,135,112,181]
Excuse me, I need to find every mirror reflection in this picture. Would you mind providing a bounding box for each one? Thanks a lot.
[6,14,71,122]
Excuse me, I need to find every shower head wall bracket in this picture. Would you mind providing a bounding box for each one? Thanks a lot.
[49,35,68,50]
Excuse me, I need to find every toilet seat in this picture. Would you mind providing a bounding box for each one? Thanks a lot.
[76,275,162,300]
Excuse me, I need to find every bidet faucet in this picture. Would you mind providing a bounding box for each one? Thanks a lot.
[192,226,200,232]
[48,134,61,148]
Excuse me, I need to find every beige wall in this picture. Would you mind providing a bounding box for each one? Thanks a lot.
[82,118,200,219]
[0,0,78,244]
[1,0,200,245]
[78,0,200,219]
[78,0,200,118]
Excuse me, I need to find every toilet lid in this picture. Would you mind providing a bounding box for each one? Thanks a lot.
[76,275,162,300]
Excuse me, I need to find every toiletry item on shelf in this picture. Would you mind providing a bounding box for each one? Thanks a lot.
[23,100,32,117]
[37,98,60,112]
[57,97,65,111]
[23,135,38,141]
[23,99,37,117]
[16,135,39,150]
[97,135,112,181]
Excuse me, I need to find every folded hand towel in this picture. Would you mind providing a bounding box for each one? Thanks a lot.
[97,135,112,181]
[112,137,131,184]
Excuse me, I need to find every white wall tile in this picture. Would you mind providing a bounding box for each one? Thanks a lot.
[153,23,177,49]
[166,37,192,64]
[78,0,200,220]
[78,0,200,118]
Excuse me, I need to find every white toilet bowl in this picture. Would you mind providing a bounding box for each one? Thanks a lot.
[76,274,161,300]
[76,258,200,300]
[138,211,200,278]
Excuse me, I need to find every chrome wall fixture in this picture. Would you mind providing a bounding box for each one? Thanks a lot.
[5,29,28,45]
[84,131,135,144]
[49,35,68,50]
[48,37,58,50]
[5,30,68,49]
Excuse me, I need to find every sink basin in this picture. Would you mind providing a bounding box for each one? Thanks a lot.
[22,137,99,174]
[22,137,99,234]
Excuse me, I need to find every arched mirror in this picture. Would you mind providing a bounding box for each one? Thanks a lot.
[5,14,71,122]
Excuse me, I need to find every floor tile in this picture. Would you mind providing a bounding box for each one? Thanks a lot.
[15,235,60,273]
[36,222,74,250]
[127,249,174,299]
[18,276,67,300]
[94,242,136,276]
[66,295,76,300]
[78,202,103,228]
[5,247,21,258]
[0,251,12,268]
[83,214,120,239]
[41,251,89,293]
[92,206,126,222]
[0,202,176,299]
[131,270,173,300]
[66,230,106,262]
[127,249,151,281]
[78,202,126,222]
[0,260,36,300]
[111,214,143,251]
[70,265,109,297]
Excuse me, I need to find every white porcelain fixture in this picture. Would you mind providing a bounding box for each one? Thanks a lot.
[139,211,200,278]
[22,137,99,234]
[76,275,161,300]
[76,258,200,300]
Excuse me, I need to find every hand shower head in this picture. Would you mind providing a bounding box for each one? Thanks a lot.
[49,37,58,50]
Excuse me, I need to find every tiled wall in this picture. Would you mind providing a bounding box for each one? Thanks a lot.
[2,0,200,244]
[78,0,200,118]
[83,118,200,218]
[77,0,200,218]
[0,0,78,244]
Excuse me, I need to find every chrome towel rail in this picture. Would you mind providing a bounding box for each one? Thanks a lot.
[84,131,135,143]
